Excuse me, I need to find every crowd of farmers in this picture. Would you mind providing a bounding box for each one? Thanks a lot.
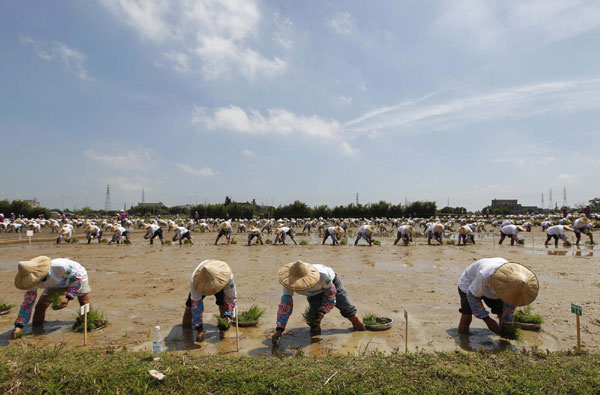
[3,209,595,345]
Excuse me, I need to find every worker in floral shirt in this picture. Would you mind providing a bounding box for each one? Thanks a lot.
[182,260,237,342]
[272,260,364,345]
[457,257,538,336]
[11,256,91,339]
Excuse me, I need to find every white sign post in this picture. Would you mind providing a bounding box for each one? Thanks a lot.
[81,303,90,346]
[26,230,34,245]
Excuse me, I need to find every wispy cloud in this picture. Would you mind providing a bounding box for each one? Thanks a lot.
[557,173,579,182]
[273,12,293,50]
[191,105,357,156]
[344,79,600,137]
[20,36,92,80]
[111,175,158,192]
[242,149,256,158]
[101,0,286,79]
[434,1,600,50]
[175,163,216,177]
[83,149,149,170]
[330,12,357,35]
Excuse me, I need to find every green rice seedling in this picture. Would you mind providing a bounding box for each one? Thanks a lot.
[265,239,273,245]
[72,311,107,332]
[299,240,308,245]
[372,239,381,246]
[238,305,264,323]
[500,324,521,340]
[516,239,525,245]
[230,237,237,244]
[100,238,108,243]
[49,293,63,310]
[0,299,14,311]
[302,306,319,328]
[446,240,455,245]
[340,238,348,245]
[164,240,172,245]
[69,238,78,244]
[214,315,230,331]
[362,313,379,326]
[514,306,543,324]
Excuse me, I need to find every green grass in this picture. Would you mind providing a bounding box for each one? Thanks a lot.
[237,305,264,323]
[214,315,230,331]
[302,306,319,328]
[72,311,107,333]
[0,347,599,393]
[514,306,543,324]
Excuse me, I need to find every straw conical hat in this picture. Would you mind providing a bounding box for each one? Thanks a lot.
[334,226,344,235]
[220,221,231,230]
[85,224,95,232]
[492,263,539,307]
[15,256,51,290]
[59,227,70,236]
[249,226,260,234]
[276,227,284,235]
[563,225,574,232]
[433,224,445,233]
[365,225,376,234]
[458,225,471,235]
[112,225,121,232]
[192,260,232,296]
[279,260,320,291]
[404,225,414,235]
[577,216,590,225]
[516,226,526,232]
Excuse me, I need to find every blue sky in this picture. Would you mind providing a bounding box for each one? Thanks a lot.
[2,1,599,211]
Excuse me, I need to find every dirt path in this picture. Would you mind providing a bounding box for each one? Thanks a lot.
[0,228,598,355]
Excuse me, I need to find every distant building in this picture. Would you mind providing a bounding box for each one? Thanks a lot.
[137,202,164,208]
[23,198,40,208]
[491,199,519,209]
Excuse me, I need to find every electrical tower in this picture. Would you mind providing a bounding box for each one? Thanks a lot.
[104,184,111,211]
[541,193,544,210]
[356,193,359,205]
[563,186,567,207]
[549,188,553,211]
[142,188,145,204]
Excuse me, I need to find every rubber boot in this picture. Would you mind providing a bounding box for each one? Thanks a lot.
[348,314,365,331]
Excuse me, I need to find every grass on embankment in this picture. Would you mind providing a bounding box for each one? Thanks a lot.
[0,346,599,393]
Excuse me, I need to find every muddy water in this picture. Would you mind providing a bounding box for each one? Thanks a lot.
[0,227,599,355]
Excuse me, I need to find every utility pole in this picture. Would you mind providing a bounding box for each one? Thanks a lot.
[549,188,553,212]
[356,193,359,205]
[541,193,544,211]
[104,185,111,212]
[563,186,567,207]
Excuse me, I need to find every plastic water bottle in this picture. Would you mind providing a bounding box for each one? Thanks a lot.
[152,326,163,354]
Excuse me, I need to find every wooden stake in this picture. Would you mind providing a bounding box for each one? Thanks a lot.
[576,314,581,351]
[83,311,88,346]
[404,309,408,353]
[235,307,240,352]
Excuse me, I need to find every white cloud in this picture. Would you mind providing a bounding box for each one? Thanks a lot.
[83,149,149,170]
[339,95,353,104]
[20,36,92,80]
[242,149,256,158]
[344,79,600,137]
[175,163,216,177]
[192,105,357,156]
[434,1,600,50]
[101,0,286,79]
[330,12,357,35]
[557,173,579,182]
[273,12,293,50]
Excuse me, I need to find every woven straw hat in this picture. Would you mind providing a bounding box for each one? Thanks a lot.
[192,260,232,295]
[112,225,121,232]
[563,225,574,232]
[276,227,284,235]
[15,256,51,290]
[249,226,260,234]
[433,224,445,233]
[365,225,376,235]
[404,225,414,235]
[85,224,95,232]
[59,227,70,236]
[516,226,526,232]
[334,226,345,236]
[458,225,471,235]
[578,216,591,225]
[492,262,538,307]
[279,260,320,291]
[221,221,231,230]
